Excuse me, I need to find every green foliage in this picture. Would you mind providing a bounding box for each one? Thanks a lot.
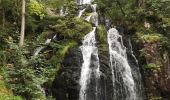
[162,18,170,26]
[146,0,170,17]
[64,1,78,18]
[38,17,92,42]
[145,63,161,72]
[40,0,67,8]
[150,96,162,100]
[0,0,169,99]
[140,34,162,43]
[0,67,23,100]
[49,40,77,68]
[136,33,169,48]
[2,39,77,99]
[0,95,22,100]
[3,44,46,99]
[0,0,21,22]
[97,25,107,43]
[28,0,46,19]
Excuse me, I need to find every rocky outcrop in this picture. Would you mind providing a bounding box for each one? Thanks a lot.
[136,40,170,99]
[51,48,83,100]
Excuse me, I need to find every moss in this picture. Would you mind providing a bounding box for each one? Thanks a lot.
[162,18,170,26]
[49,40,77,65]
[97,25,107,44]
[37,17,92,42]
[150,96,162,100]
[145,63,161,72]
[135,32,168,48]
[45,40,77,83]
[139,48,147,57]
[140,34,162,43]
[97,25,109,56]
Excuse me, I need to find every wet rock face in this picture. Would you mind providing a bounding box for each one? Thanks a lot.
[134,40,170,99]
[51,45,114,100]
[160,51,170,99]
[98,48,113,100]
[51,48,83,100]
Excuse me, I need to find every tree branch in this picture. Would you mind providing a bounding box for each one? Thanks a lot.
[115,0,126,16]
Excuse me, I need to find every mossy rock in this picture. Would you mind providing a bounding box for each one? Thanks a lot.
[96,25,109,57]
[38,17,92,42]
[97,25,107,44]
[145,63,161,72]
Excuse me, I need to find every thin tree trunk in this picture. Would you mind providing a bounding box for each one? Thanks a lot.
[19,0,26,46]
[136,0,145,8]
[2,7,5,29]
[0,0,5,28]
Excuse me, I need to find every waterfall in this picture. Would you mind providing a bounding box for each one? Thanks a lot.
[79,27,100,100]
[59,7,64,16]
[76,0,144,99]
[84,4,98,26]
[85,14,92,22]
[77,0,93,5]
[107,28,136,100]
[78,0,101,100]
[78,8,86,18]
[128,39,139,66]
[34,39,51,56]
[128,38,144,100]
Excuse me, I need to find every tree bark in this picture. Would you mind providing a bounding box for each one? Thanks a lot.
[136,0,145,8]
[19,0,26,46]
[2,7,5,29]
[0,0,5,28]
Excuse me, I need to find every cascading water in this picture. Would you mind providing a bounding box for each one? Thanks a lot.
[128,39,139,66]
[79,27,100,100]
[78,0,101,100]
[87,4,98,26]
[107,28,136,100]
[85,14,92,22]
[78,8,86,18]
[34,39,51,56]
[77,0,93,5]
[59,7,65,16]
[76,0,144,100]
[128,38,144,100]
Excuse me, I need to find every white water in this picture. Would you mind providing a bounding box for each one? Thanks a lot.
[85,12,98,26]
[78,0,100,99]
[91,12,98,26]
[77,0,93,5]
[129,39,139,66]
[34,39,51,56]
[107,28,136,100]
[78,8,86,18]
[79,27,100,100]
[85,14,92,22]
[59,7,64,16]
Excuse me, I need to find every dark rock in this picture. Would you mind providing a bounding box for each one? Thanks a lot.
[51,48,83,100]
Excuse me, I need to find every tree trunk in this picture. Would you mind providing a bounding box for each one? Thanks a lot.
[136,0,145,8]
[2,7,5,29]
[0,0,5,28]
[19,0,26,46]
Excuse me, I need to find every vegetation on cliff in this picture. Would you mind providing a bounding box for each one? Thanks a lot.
[0,0,170,100]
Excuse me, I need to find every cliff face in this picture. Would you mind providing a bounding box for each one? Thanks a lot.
[51,28,145,100]
[51,43,113,100]
[139,41,170,99]
[52,48,83,100]
[51,28,170,100]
